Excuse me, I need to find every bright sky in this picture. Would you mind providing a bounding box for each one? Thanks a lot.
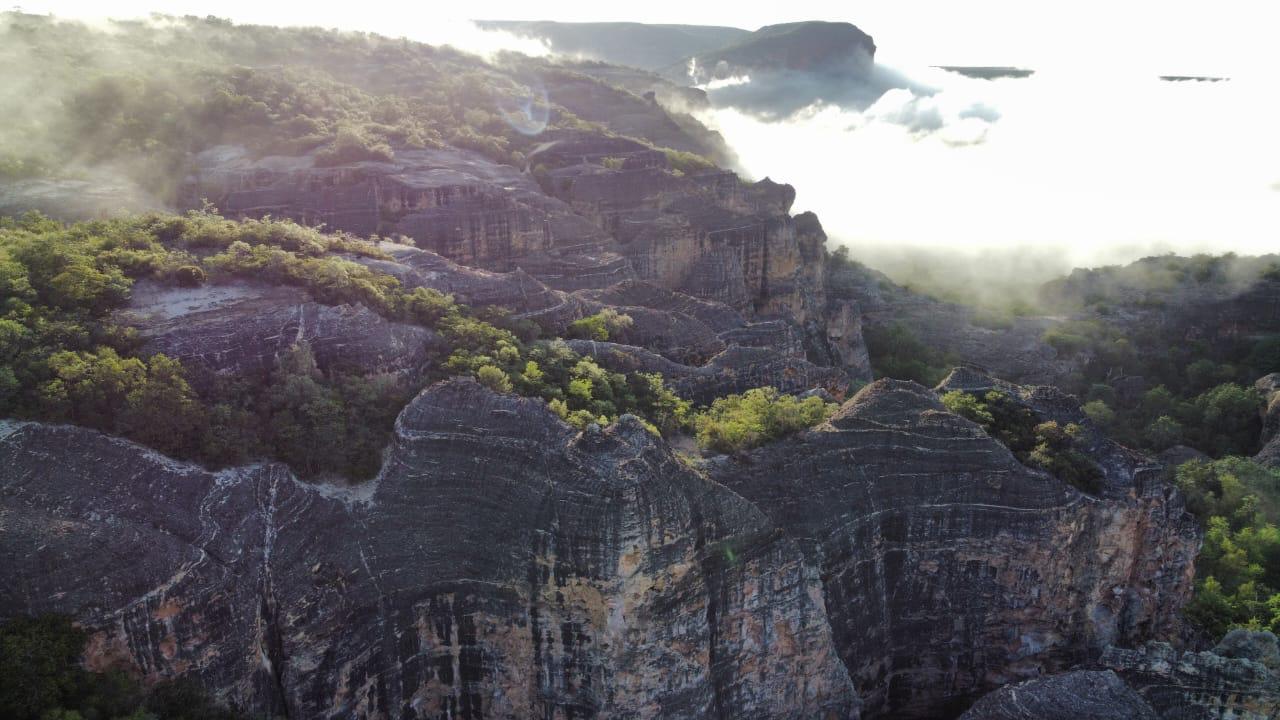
[18,0,1280,75]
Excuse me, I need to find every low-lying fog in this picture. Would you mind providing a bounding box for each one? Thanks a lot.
[692,64,1280,291]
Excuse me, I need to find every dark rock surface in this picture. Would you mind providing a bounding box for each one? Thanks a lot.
[185,146,628,288]
[1256,374,1280,468]
[183,138,873,381]
[113,279,436,382]
[1102,638,1280,719]
[0,381,860,719]
[706,377,1199,717]
[957,670,1158,720]
[0,371,1200,719]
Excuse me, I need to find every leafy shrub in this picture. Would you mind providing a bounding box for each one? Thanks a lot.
[694,387,835,453]
[567,309,633,342]
[475,364,514,393]
[1177,458,1280,635]
[175,264,207,287]
[661,148,716,176]
[864,322,957,386]
[314,127,394,166]
[942,390,1103,494]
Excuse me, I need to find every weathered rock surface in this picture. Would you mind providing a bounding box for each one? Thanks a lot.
[1256,374,1280,468]
[114,279,437,382]
[0,369,1202,719]
[0,173,162,221]
[178,125,873,382]
[1101,636,1280,719]
[706,376,1200,717]
[0,381,860,719]
[957,670,1158,720]
[185,145,630,289]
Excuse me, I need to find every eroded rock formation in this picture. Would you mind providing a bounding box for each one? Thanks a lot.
[0,383,859,719]
[0,371,1199,719]
[706,375,1200,717]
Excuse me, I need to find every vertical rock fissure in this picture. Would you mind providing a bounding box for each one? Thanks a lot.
[259,476,293,720]
[689,502,730,720]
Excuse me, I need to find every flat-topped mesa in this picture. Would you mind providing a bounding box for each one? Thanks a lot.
[707,376,1200,718]
[0,380,861,719]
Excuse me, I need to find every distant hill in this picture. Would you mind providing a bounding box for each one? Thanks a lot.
[670,21,876,83]
[475,20,749,70]
[936,66,1035,80]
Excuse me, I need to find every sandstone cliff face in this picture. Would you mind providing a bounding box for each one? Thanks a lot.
[0,372,1198,719]
[707,376,1200,717]
[0,382,859,719]
[181,129,873,381]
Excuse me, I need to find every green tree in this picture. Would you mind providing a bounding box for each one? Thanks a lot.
[694,387,835,453]
[1144,415,1184,450]
[475,364,513,393]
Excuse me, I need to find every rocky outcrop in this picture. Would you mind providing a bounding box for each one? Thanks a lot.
[181,129,874,379]
[113,279,436,383]
[1256,374,1280,468]
[473,21,750,72]
[1101,633,1280,719]
[185,145,629,289]
[958,670,1158,720]
[706,377,1200,717]
[0,382,860,719]
[568,340,855,404]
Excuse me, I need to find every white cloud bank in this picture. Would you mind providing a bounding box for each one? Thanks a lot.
[697,65,1280,271]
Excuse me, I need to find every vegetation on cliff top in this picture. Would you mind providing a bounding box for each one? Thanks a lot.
[941,389,1104,494]
[693,387,836,454]
[0,11,717,202]
[1176,457,1280,636]
[0,210,840,480]
[0,210,703,479]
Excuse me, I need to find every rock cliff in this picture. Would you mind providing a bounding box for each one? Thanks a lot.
[707,375,1200,717]
[0,371,1198,719]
